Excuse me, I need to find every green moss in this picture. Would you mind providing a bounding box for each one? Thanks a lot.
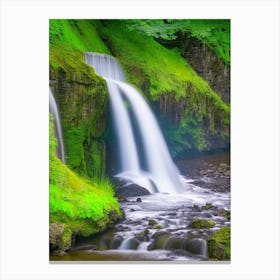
[50,19,110,179]
[149,233,170,250]
[148,219,157,226]
[122,19,230,65]
[155,224,163,230]
[179,20,230,65]
[208,226,230,260]
[202,203,214,210]
[141,229,150,236]
[61,227,72,249]
[190,218,216,229]
[221,210,231,220]
[63,127,86,173]
[97,20,221,99]
[49,115,122,237]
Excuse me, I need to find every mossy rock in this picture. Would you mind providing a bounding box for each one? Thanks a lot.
[207,226,230,260]
[221,210,231,220]
[155,224,163,230]
[202,203,214,210]
[148,219,157,226]
[148,232,170,250]
[49,223,72,253]
[184,238,207,255]
[165,236,182,250]
[189,218,216,229]
[141,229,150,236]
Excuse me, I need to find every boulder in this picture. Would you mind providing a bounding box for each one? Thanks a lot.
[148,232,171,250]
[165,236,183,250]
[116,184,150,197]
[184,238,207,256]
[189,218,216,229]
[49,223,72,254]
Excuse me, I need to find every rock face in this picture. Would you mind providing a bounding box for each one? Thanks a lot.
[182,38,230,104]
[151,36,230,157]
[50,61,109,180]
[49,223,72,255]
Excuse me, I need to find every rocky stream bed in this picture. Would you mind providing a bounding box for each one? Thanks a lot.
[51,152,230,262]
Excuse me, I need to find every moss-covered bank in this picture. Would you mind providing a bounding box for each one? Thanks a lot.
[49,116,122,255]
[207,226,231,260]
[49,20,110,179]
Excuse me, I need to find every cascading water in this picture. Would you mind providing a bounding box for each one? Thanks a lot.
[49,89,66,164]
[84,52,183,193]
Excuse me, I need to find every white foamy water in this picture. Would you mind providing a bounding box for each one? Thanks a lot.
[49,89,66,164]
[84,52,183,194]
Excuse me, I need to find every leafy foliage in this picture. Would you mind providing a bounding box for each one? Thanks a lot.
[123,19,230,64]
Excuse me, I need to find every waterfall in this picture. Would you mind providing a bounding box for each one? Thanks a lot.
[84,52,183,193]
[49,89,66,164]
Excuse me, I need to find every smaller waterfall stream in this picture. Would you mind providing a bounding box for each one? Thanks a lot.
[85,52,183,194]
[49,89,66,164]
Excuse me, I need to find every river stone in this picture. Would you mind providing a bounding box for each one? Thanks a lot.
[148,232,171,250]
[119,238,140,249]
[99,236,112,250]
[165,236,182,250]
[116,184,151,197]
[184,238,207,256]
[112,236,124,249]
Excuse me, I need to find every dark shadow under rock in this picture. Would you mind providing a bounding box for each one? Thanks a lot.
[116,184,151,197]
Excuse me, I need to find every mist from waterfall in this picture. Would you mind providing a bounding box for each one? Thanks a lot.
[84,52,183,193]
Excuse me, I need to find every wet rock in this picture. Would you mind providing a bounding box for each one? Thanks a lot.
[112,236,124,249]
[148,219,157,226]
[116,194,129,202]
[141,229,150,236]
[155,224,163,230]
[184,238,207,255]
[52,249,66,256]
[119,237,140,250]
[116,184,150,197]
[109,210,120,222]
[136,197,142,202]
[220,210,231,220]
[207,226,230,260]
[99,236,112,250]
[189,218,216,229]
[49,223,72,254]
[148,232,170,250]
[189,204,201,212]
[201,212,213,218]
[202,203,214,210]
[134,234,147,242]
[167,212,177,216]
[165,236,183,250]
